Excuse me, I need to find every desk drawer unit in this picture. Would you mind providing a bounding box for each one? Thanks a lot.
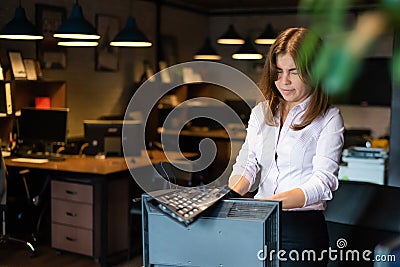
[51,180,94,256]
[52,199,93,229]
[52,180,93,203]
[52,224,93,256]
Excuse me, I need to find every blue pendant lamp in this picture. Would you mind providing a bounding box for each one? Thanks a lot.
[110,17,152,47]
[217,24,245,45]
[57,39,99,46]
[232,37,263,60]
[53,1,100,41]
[194,37,221,60]
[0,2,43,40]
[254,23,277,45]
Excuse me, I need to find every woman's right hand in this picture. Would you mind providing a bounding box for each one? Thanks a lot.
[228,175,250,196]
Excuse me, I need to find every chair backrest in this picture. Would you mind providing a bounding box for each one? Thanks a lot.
[325,181,400,232]
[324,180,400,262]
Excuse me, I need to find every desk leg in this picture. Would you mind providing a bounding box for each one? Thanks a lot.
[98,175,130,267]
[99,178,108,267]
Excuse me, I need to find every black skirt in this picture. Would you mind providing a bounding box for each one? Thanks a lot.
[280,210,329,267]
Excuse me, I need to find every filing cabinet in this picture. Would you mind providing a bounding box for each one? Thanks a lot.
[51,180,94,256]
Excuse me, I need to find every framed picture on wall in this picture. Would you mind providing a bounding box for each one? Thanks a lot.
[35,4,67,69]
[95,14,119,71]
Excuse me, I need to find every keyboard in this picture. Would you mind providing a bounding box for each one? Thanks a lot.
[154,185,231,226]
[11,158,49,164]
[14,152,66,162]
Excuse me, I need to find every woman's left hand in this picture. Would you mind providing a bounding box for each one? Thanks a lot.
[264,188,306,209]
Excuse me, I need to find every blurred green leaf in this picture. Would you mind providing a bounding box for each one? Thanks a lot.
[392,50,400,84]
[324,49,361,95]
[381,0,400,25]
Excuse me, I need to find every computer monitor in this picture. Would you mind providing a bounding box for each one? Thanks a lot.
[142,194,281,267]
[17,107,69,153]
[83,119,142,157]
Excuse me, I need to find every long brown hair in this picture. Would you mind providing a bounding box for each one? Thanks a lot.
[259,27,328,130]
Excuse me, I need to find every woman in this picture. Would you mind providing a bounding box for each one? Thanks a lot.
[229,27,344,266]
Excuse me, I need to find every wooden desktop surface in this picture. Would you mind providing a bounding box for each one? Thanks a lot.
[158,127,246,140]
[4,150,198,175]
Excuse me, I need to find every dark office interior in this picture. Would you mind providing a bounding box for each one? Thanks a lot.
[1,0,400,266]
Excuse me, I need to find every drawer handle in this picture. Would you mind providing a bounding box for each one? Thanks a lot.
[66,236,77,242]
[66,211,77,217]
[65,190,77,195]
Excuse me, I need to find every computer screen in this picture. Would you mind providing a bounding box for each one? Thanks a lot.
[142,194,281,267]
[83,119,142,157]
[18,107,69,153]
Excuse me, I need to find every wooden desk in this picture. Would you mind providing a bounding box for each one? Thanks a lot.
[4,150,194,267]
[158,127,246,140]
[4,150,191,173]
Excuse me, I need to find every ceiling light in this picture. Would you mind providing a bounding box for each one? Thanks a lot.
[110,17,152,47]
[232,38,263,60]
[217,24,245,45]
[254,24,277,45]
[53,2,100,40]
[57,40,98,46]
[194,37,221,60]
[0,4,43,40]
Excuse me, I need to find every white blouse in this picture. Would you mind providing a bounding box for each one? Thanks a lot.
[230,97,344,210]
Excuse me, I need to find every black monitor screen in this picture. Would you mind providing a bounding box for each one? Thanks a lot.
[18,107,68,151]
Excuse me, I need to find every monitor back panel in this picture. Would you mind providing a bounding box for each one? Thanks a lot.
[83,120,141,156]
[142,195,280,267]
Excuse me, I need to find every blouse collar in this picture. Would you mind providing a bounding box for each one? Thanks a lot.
[276,95,312,119]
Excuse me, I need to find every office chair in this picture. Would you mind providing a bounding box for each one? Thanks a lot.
[16,169,51,244]
[0,150,37,257]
